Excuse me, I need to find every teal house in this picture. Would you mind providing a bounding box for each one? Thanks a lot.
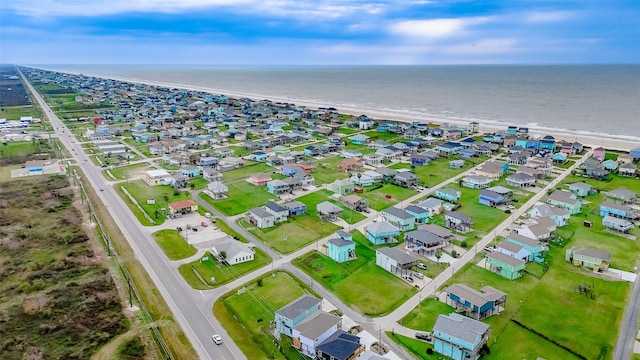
[348,134,370,145]
[433,313,490,360]
[405,205,430,224]
[506,232,546,263]
[382,207,416,231]
[548,190,582,214]
[366,221,400,245]
[435,189,461,202]
[327,232,356,263]
[567,182,594,197]
[275,295,322,337]
[485,252,525,280]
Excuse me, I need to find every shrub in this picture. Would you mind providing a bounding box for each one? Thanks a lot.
[426,348,434,355]
[460,241,468,248]
[451,250,458,258]
[118,336,146,358]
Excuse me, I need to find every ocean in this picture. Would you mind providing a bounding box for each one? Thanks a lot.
[34,64,640,141]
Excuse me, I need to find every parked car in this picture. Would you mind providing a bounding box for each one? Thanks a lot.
[176,227,183,232]
[212,334,222,345]
[415,332,432,341]
[417,263,427,270]
[484,246,495,252]
[413,272,424,279]
[507,204,516,210]
[401,275,414,283]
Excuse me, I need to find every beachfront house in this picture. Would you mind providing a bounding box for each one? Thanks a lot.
[484,252,526,280]
[619,163,638,177]
[381,207,416,231]
[565,247,611,272]
[275,295,322,337]
[593,147,606,161]
[366,221,400,245]
[404,229,446,256]
[433,313,490,360]
[444,284,507,320]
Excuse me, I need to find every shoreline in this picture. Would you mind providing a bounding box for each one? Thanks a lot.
[35,67,638,152]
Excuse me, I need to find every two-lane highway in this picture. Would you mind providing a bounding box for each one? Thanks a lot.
[21,71,246,360]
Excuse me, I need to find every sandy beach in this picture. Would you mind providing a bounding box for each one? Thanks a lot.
[67,70,638,152]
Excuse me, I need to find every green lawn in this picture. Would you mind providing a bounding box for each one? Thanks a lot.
[188,177,209,190]
[296,189,366,224]
[0,105,42,120]
[293,230,417,316]
[0,140,38,157]
[358,184,419,211]
[389,156,481,188]
[152,229,197,260]
[244,214,340,254]
[213,272,319,360]
[106,163,151,180]
[388,333,439,360]
[336,128,358,135]
[178,248,270,289]
[311,156,350,184]
[399,297,455,330]
[201,181,276,216]
[488,322,582,360]
[222,162,277,182]
[362,131,404,142]
[119,180,194,225]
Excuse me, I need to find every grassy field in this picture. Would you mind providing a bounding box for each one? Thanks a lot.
[358,183,419,211]
[0,105,42,120]
[222,162,277,182]
[487,322,582,360]
[293,230,417,316]
[106,162,151,180]
[310,156,350,184]
[297,189,366,224]
[152,229,197,260]
[244,214,340,254]
[389,156,480,188]
[178,248,270,289]
[119,180,194,225]
[213,272,319,360]
[201,181,276,216]
[388,333,439,360]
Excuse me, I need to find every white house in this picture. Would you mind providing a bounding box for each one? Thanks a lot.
[144,169,173,186]
[212,239,254,265]
[205,181,228,199]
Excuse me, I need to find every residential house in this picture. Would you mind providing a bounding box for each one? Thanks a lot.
[548,190,582,214]
[405,205,430,224]
[602,159,619,172]
[203,168,223,182]
[144,169,172,186]
[593,147,606,161]
[331,179,355,195]
[362,153,383,166]
[376,146,402,160]
[168,200,199,215]
[199,156,219,168]
[506,173,535,188]
[602,215,634,233]
[249,151,269,162]
[496,240,530,263]
[205,181,228,199]
[506,153,528,165]
[212,240,254,265]
[476,161,508,181]
[342,149,362,159]
[516,217,556,241]
[293,171,315,188]
[382,207,416,231]
[341,194,369,211]
[281,164,300,176]
[435,189,461,202]
[619,162,637,177]
[411,154,430,166]
[552,152,568,164]
[275,295,322,337]
[599,202,638,220]
[375,247,417,276]
[506,232,546,263]
[250,172,272,186]
[264,202,289,223]
[361,170,384,183]
[479,190,505,207]
[438,142,463,156]
[444,284,506,320]
[348,134,370,145]
[298,160,314,174]
[292,311,343,358]
[565,247,611,272]
[415,198,443,217]
[528,203,570,227]
[373,167,398,180]
[449,159,465,169]
[484,252,526,280]
[445,211,473,233]
[366,221,400,245]
[604,188,637,204]
[283,200,306,216]
[267,179,291,195]
[350,172,374,187]
[244,208,275,229]
[327,236,356,263]
[630,147,640,161]
[317,201,343,221]
[432,313,490,360]
[404,229,446,256]
[394,171,419,187]
[181,165,200,177]
[338,157,363,172]
[567,182,595,197]
[463,175,491,189]
[315,330,365,360]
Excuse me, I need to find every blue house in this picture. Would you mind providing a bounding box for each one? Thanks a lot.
[506,232,546,263]
[366,221,400,245]
[267,179,290,195]
[599,202,637,220]
[381,207,416,231]
[438,142,463,156]
[250,151,269,162]
[327,235,356,263]
[181,166,200,177]
[275,295,322,337]
[348,134,370,145]
[405,205,430,224]
[460,148,477,158]
[567,182,594,197]
[479,190,505,206]
[283,200,306,216]
[304,146,322,157]
[435,189,461,202]
[281,164,300,177]
[528,204,570,227]
[540,135,555,150]
[631,147,640,162]
[444,284,506,320]
[411,154,430,166]
[552,152,568,164]
[433,313,490,360]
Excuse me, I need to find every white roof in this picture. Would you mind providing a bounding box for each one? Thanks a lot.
[146,169,171,177]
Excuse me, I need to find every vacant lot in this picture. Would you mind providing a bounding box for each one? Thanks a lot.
[213,272,319,359]
[0,139,56,166]
[293,230,416,316]
[152,229,197,260]
[178,248,270,289]
[201,181,276,216]
[119,180,194,225]
[0,175,128,359]
[358,183,418,211]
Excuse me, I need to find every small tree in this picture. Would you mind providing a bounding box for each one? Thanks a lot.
[435,249,443,263]
[257,278,263,287]
[451,250,458,258]
[460,240,468,248]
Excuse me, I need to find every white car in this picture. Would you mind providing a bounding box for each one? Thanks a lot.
[212,334,222,345]
[507,205,516,210]
[417,263,427,270]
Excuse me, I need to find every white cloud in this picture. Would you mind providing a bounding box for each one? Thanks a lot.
[389,17,489,39]
[524,10,577,23]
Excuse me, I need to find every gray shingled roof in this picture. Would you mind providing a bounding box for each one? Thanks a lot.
[404,229,443,245]
[316,330,362,360]
[384,207,414,220]
[420,224,454,238]
[276,295,321,319]
[264,201,288,213]
[317,201,342,213]
[367,221,399,234]
[377,247,416,265]
[486,251,526,267]
[445,284,506,307]
[292,311,341,340]
[573,247,611,261]
[507,232,540,248]
[497,240,525,254]
[249,207,274,219]
[327,237,353,248]
[433,313,489,347]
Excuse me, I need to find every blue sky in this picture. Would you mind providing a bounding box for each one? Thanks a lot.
[1,0,639,65]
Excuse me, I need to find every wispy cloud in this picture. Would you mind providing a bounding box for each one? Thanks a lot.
[524,10,577,23]
[389,17,489,39]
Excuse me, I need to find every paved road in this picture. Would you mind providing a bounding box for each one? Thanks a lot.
[614,273,640,360]
[21,71,244,360]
